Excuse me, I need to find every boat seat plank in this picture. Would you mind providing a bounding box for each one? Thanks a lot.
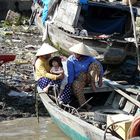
[103,78,140,95]
[37,82,113,94]
[84,83,113,94]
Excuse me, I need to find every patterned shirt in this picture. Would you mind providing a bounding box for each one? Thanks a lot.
[35,57,57,81]
[67,55,103,84]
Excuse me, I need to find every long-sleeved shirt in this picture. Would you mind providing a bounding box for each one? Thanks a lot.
[34,57,57,81]
[67,55,103,84]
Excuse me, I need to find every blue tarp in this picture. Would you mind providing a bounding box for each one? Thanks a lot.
[80,2,137,34]
[84,16,126,34]
[80,0,88,4]
[82,2,137,15]
[41,0,51,25]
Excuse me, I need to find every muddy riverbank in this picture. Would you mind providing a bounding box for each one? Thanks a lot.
[0,81,49,121]
[0,23,49,121]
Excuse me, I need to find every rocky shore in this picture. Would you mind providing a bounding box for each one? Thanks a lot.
[0,23,49,121]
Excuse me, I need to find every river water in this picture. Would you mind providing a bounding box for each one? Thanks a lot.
[0,117,70,140]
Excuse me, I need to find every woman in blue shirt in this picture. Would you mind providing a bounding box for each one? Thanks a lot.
[66,43,103,110]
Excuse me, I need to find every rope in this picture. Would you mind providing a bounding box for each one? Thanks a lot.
[104,119,129,140]
[127,115,140,139]
[61,104,81,118]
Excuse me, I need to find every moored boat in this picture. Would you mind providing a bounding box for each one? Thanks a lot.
[31,0,140,64]
[37,77,140,140]
[34,58,140,140]
[32,1,140,139]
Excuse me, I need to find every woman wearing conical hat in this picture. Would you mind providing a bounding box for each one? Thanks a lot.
[34,43,64,92]
[64,43,103,110]
[35,43,72,104]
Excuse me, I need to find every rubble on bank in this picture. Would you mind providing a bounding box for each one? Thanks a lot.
[0,22,49,121]
[0,81,50,121]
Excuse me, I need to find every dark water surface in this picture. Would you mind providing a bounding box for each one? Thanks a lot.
[0,117,70,140]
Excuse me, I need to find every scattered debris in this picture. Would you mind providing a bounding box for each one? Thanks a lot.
[0,21,48,121]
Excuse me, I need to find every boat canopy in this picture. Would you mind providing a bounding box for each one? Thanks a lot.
[53,0,137,34]
[54,0,81,33]
[81,2,137,34]
[87,2,137,14]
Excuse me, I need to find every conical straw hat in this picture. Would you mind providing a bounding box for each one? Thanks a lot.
[69,43,98,56]
[36,43,58,56]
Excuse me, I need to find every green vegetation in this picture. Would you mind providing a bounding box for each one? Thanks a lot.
[0,20,12,28]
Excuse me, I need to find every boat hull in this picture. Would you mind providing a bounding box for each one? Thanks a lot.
[39,92,120,140]
[45,24,136,64]
[52,116,89,140]
[47,24,108,55]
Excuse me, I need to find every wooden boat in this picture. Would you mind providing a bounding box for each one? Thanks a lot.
[32,1,140,139]
[34,59,140,140]
[32,0,140,64]
[37,77,140,140]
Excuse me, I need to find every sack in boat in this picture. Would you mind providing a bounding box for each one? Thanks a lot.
[103,48,126,64]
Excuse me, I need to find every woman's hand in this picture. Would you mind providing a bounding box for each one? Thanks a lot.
[56,73,64,80]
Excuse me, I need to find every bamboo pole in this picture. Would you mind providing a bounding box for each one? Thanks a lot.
[128,0,140,72]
